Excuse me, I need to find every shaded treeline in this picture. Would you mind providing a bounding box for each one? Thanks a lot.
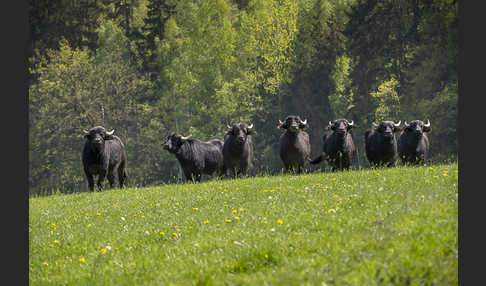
[29,0,457,195]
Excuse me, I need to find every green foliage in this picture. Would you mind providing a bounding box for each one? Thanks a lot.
[30,164,458,285]
[329,54,354,118]
[370,77,401,122]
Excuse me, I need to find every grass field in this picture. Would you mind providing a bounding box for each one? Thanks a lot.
[29,163,458,285]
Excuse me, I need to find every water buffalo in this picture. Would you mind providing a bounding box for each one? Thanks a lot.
[277,115,311,174]
[311,119,356,171]
[223,123,256,178]
[82,126,127,191]
[163,133,225,182]
[397,120,431,165]
[364,120,401,167]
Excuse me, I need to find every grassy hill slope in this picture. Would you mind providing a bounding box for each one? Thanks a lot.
[29,163,458,285]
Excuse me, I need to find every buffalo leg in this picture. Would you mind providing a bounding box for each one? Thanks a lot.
[118,167,126,188]
[84,168,95,191]
[97,170,106,191]
[107,171,115,189]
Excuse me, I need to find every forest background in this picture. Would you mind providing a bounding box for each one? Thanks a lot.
[28,0,457,195]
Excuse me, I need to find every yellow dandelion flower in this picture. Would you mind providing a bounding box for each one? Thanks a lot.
[239,208,245,212]
[308,200,312,203]
[54,240,59,244]
[203,220,209,224]
[193,208,198,211]
[328,208,336,213]
[332,178,336,181]
[234,217,240,220]
[159,232,165,235]
[333,194,339,199]
[175,202,179,206]
[277,219,283,225]
[100,248,108,254]
[96,212,101,216]
[433,175,439,179]
[322,188,327,192]
[225,219,232,223]
[149,203,153,207]
[216,224,220,228]
[172,232,178,236]
[224,204,229,207]
[264,189,268,193]
[264,254,269,259]
[79,258,86,263]
[188,226,193,230]
[218,186,223,190]
[42,261,48,266]
[87,224,91,228]
[232,209,237,214]
[48,244,54,248]
[429,167,434,171]
[443,173,447,177]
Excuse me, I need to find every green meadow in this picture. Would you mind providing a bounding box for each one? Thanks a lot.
[29,163,458,285]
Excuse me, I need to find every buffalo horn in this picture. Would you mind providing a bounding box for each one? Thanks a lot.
[301,119,307,125]
[106,129,115,135]
[83,130,89,135]
[180,135,191,140]
[372,123,378,127]
[424,119,430,127]
[348,120,354,126]
[328,121,332,126]
[248,123,254,130]
[404,121,409,127]
[394,120,401,127]
[279,120,284,125]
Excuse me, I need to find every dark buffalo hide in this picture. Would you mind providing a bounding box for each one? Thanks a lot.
[163,133,225,182]
[223,122,256,178]
[397,120,431,165]
[82,126,127,191]
[311,118,356,171]
[364,120,401,167]
[277,115,311,174]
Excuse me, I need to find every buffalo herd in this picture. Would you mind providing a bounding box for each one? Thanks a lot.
[82,116,431,190]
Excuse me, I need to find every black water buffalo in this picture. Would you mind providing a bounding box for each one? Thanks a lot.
[277,115,311,174]
[364,120,401,167]
[82,126,127,191]
[397,120,431,165]
[223,123,256,178]
[163,133,225,182]
[311,119,356,171]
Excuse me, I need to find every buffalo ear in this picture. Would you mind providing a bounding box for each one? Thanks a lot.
[104,134,115,140]
[423,126,431,133]
[247,129,257,135]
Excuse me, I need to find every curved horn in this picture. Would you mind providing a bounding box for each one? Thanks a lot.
[106,129,115,135]
[404,121,409,127]
[372,123,378,127]
[328,121,332,126]
[180,135,191,140]
[248,123,254,129]
[424,119,430,127]
[301,119,307,125]
[348,120,354,126]
[83,130,89,135]
[226,124,232,130]
[394,120,401,127]
[279,120,284,125]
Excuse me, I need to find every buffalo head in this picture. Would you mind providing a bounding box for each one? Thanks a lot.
[372,120,401,138]
[278,115,308,133]
[403,120,431,135]
[163,133,191,154]
[83,126,115,152]
[226,123,256,144]
[328,119,355,135]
